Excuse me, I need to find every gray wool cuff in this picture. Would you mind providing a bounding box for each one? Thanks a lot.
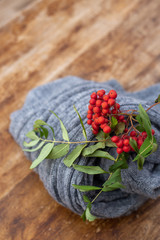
[9,76,160,218]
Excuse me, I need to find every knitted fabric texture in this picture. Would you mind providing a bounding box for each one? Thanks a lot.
[10,76,160,218]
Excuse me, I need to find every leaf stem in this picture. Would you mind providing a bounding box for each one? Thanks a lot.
[91,155,119,204]
[39,138,109,144]
[91,189,103,203]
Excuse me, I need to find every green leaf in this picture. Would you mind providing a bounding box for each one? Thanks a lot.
[109,158,128,172]
[86,150,116,161]
[34,119,55,140]
[73,105,87,141]
[133,136,155,162]
[136,125,145,132]
[137,155,145,170]
[23,139,39,147]
[23,141,45,152]
[95,130,106,141]
[151,143,158,153]
[63,144,87,167]
[138,104,152,139]
[155,94,160,103]
[83,195,91,203]
[138,104,151,126]
[72,184,102,192]
[50,110,69,142]
[34,120,47,125]
[73,164,107,175]
[103,169,121,186]
[139,137,153,156]
[82,142,105,156]
[129,138,139,153]
[115,122,125,135]
[105,138,117,147]
[30,143,54,169]
[136,115,143,126]
[85,207,96,222]
[111,116,118,129]
[26,131,39,140]
[102,182,125,192]
[39,129,44,138]
[40,126,48,139]
[47,143,69,159]
[81,211,86,221]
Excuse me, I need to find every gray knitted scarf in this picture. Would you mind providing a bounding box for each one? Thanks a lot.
[9,76,160,218]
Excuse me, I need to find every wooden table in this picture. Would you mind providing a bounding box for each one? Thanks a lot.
[0,0,160,239]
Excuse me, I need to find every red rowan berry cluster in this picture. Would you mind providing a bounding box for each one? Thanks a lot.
[111,129,155,154]
[87,89,156,155]
[87,89,125,135]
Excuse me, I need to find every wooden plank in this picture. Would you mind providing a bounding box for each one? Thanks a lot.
[0,0,160,239]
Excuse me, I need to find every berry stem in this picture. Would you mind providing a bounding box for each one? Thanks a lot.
[146,102,160,112]
[130,116,140,134]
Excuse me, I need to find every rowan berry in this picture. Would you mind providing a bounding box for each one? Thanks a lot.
[108,98,115,107]
[96,100,102,107]
[131,136,137,142]
[103,125,111,134]
[92,129,99,135]
[87,114,92,119]
[102,109,109,115]
[97,90,105,97]
[90,92,97,99]
[114,103,120,109]
[123,120,127,125]
[98,116,105,124]
[93,113,101,120]
[152,129,155,135]
[109,90,117,99]
[137,139,143,147]
[111,136,119,143]
[94,118,99,125]
[87,119,92,125]
[118,115,124,121]
[130,131,136,137]
[123,145,131,153]
[103,94,109,101]
[89,99,96,105]
[92,115,96,120]
[92,122,99,131]
[100,123,107,129]
[87,109,93,114]
[138,135,143,141]
[142,132,147,138]
[116,139,123,148]
[117,148,123,154]
[123,139,129,146]
[88,105,93,110]
[101,102,109,109]
[93,107,101,113]
[124,128,128,133]
[123,135,129,140]
[112,109,118,114]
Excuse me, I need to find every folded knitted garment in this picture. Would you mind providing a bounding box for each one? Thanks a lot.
[10,76,160,218]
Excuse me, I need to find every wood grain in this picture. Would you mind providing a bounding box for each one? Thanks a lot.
[0,0,160,239]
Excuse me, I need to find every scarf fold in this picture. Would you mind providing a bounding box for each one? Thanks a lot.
[10,76,160,218]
